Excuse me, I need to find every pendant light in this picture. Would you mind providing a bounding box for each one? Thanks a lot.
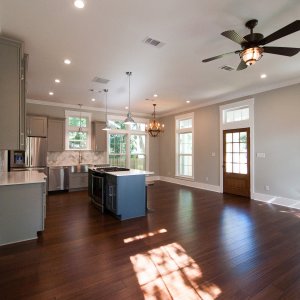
[124,71,135,124]
[146,103,164,137]
[102,89,111,131]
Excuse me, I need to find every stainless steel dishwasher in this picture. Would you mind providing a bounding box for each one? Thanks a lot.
[48,166,69,191]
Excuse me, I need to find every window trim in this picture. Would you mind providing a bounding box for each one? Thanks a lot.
[107,115,149,171]
[65,110,92,150]
[175,112,194,180]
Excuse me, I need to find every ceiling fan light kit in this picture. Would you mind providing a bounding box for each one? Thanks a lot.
[202,19,300,71]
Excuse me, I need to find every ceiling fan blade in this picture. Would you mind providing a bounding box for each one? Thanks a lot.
[221,30,248,45]
[263,46,300,56]
[236,60,247,71]
[202,51,239,63]
[259,20,300,45]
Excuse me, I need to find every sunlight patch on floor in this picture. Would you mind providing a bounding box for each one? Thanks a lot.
[124,229,167,243]
[130,242,221,299]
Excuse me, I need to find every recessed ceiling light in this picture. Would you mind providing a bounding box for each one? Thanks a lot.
[186,100,190,103]
[153,94,158,98]
[260,74,267,79]
[54,79,61,83]
[64,59,71,65]
[125,106,128,110]
[91,98,95,102]
[49,92,54,96]
[74,0,85,9]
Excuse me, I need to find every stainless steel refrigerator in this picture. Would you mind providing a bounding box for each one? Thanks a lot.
[25,137,47,170]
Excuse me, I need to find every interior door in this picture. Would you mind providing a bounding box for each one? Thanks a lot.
[223,128,250,197]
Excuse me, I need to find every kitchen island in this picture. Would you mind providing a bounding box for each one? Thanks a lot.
[0,171,47,246]
[89,167,154,220]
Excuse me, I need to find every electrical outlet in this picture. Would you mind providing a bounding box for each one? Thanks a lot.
[211,152,216,157]
[265,185,270,191]
[205,177,209,182]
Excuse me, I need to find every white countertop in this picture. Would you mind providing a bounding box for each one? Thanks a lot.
[0,171,47,186]
[105,169,154,177]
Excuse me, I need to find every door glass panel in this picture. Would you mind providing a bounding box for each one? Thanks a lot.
[226,153,232,163]
[240,132,247,142]
[233,153,239,163]
[233,163,239,173]
[240,153,247,164]
[226,163,232,173]
[233,143,239,152]
[240,164,247,174]
[226,133,232,143]
[233,132,239,142]
[240,143,247,152]
[226,143,232,152]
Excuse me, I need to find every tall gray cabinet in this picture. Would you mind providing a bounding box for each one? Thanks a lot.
[0,36,26,150]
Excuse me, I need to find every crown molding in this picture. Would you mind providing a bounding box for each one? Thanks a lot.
[26,99,151,118]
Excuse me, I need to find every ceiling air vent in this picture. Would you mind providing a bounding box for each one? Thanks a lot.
[220,65,235,71]
[143,37,165,48]
[92,77,110,84]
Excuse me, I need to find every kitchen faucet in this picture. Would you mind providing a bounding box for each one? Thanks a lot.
[78,151,82,164]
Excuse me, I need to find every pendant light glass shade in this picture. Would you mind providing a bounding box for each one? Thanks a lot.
[124,72,135,125]
[102,89,111,131]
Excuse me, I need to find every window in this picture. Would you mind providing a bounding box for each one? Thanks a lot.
[65,110,91,150]
[176,113,194,178]
[107,116,148,170]
[223,106,249,124]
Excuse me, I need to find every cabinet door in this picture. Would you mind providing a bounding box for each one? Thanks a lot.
[27,116,47,137]
[93,122,107,152]
[48,119,65,151]
[0,37,23,150]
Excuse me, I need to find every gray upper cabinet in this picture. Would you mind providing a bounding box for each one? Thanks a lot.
[0,36,26,150]
[92,122,107,152]
[48,118,65,152]
[27,115,47,137]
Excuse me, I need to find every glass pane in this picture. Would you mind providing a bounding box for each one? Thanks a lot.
[226,111,234,123]
[226,143,232,152]
[130,154,146,170]
[69,140,87,149]
[241,108,249,120]
[240,132,247,142]
[226,133,232,143]
[179,118,192,129]
[179,133,192,154]
[108,120,126,130]
[233,143,239,152]
[233,109,242,122]
[240,153,247,164]
[233,163,239,173]
[109,155,126,167]
[130,123,146,131]
[68,117,87,128]
[226,153,232,163]
[68,131,87,141]
[240,143,247,152]
[130,135,145,154]
[233,132,239,142]
[109,134,127,154]
[233,153,239,163]
[226,163,232,173]
[240,164,247,174]
[179,155,192,176]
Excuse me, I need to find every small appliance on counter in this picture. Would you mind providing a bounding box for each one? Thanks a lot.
[8,150,26,169]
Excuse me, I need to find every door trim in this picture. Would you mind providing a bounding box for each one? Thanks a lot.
[219,98,255,198]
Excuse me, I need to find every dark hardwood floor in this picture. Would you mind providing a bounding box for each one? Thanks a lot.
[1,181,300,299]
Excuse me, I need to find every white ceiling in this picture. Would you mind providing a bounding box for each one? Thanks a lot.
[1,0,299,115]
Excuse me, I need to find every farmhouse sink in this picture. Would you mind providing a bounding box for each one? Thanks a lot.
[69,164,91,173]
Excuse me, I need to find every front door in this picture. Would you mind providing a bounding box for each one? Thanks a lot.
[223,128,250,197]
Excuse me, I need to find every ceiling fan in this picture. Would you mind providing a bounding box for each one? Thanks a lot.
[202,19,300,71]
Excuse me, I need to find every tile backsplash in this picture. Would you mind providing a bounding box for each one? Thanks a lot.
[47,151,107,166]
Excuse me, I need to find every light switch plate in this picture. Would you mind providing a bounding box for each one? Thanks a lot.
[257,152,266,158]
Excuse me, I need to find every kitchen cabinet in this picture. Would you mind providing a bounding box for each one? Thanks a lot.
[69,172,88,190]
[48,118,65,151]
[106,174,146,220]
[92,122,107,152]
[27,115,47,137]
[0,36,26,150]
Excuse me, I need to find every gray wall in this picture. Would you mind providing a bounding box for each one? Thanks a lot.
[159,83,300,200]
[26,102,160,175]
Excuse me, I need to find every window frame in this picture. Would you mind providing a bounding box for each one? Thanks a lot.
[175,112,194,180]
[107,115,149,170]
[65,110,92,150]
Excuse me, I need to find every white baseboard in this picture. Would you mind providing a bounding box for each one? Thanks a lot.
[158,176,221,193]
[252,192,300,209]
